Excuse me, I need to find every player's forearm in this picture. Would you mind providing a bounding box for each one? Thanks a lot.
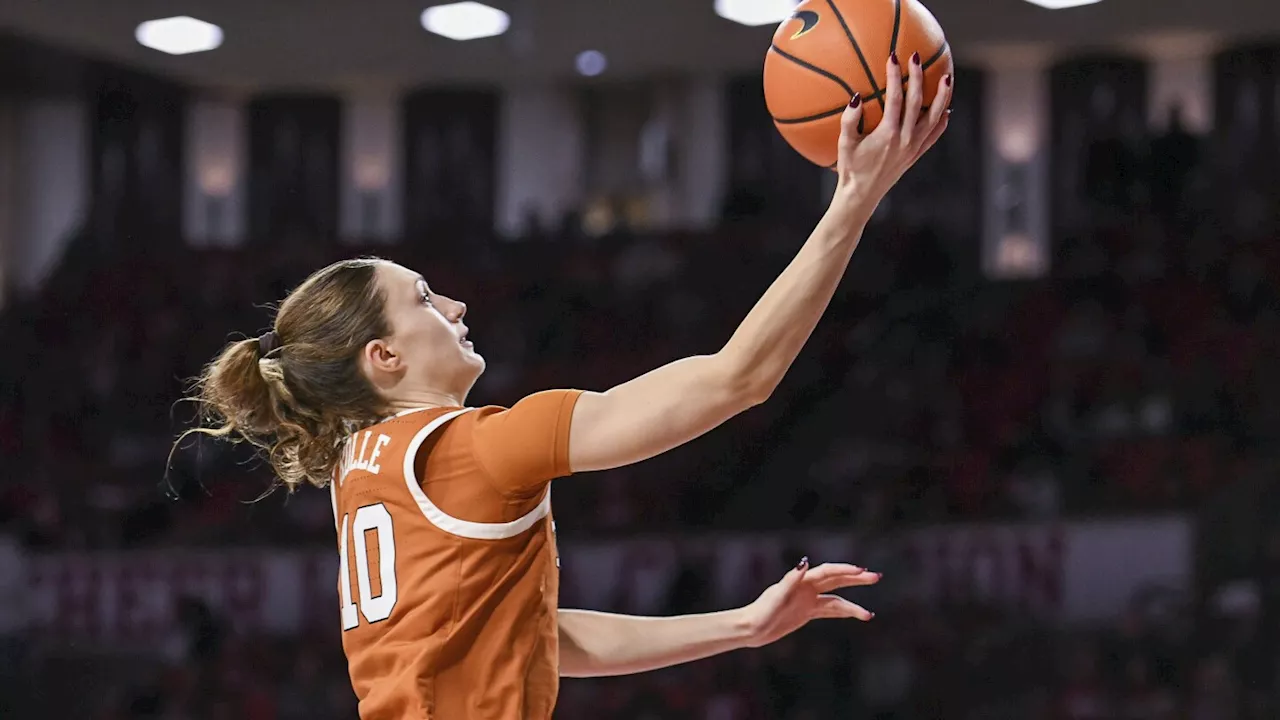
[557,607,755,678]
[717,198,876,401]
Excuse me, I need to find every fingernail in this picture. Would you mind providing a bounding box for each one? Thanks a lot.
[848,93,861,108]
[944,74,952,86]
[796,556,809,571]
[869,612,876,620]
[911,52,920,66]
[890,54,900,66]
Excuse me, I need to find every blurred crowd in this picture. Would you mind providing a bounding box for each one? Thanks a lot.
[3,101,1280,718]
[2,151,1278,548]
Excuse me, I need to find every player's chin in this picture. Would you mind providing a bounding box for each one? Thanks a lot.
[461,346,486,370]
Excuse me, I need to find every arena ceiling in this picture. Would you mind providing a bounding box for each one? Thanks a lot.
[0,0,1278,90]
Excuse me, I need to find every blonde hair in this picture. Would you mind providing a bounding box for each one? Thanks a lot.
[178,258,393,491]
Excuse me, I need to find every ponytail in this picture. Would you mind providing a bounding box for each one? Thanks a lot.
[175,258,393,492]
[203,337,282,439]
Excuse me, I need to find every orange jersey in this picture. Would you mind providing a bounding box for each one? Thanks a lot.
[329,389,583,720]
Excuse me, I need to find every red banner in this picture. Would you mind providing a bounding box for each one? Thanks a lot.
[22,517,1188,649]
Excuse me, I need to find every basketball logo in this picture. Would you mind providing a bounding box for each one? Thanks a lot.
[788,10,820,39]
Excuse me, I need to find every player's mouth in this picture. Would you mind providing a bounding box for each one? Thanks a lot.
[459,327,473,349]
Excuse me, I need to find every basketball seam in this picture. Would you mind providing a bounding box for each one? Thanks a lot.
[922,41,949,71]
[768,44,856,98]
[774,105,848,125]
[824,0,884,110]
[774,86,889,126]
[889,0,902,59]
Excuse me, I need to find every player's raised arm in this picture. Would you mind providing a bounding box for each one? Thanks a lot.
[567,55,952,474]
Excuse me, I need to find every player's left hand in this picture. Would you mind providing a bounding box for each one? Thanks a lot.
[739,557,880,648]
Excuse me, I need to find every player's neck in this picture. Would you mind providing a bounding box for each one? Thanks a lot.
[384,388,467,414]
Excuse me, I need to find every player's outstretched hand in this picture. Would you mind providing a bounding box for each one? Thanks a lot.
[738,557,880,649]
[831,52,953,213]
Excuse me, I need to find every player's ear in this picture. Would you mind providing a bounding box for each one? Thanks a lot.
[361,338,402,377]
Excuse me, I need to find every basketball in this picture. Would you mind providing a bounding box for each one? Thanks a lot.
[763,0,953,167]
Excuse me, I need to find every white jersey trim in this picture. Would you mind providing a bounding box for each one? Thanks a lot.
[401,407,552,540]
[385,406,434,421]
[330,481,338,527]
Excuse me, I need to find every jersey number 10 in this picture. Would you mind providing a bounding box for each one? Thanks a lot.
[338,503,398,631]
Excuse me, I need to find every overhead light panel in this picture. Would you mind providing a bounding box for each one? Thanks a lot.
[1021,0,1103,8]
[421,2,510,41]
[715,0,800,27]
[135,16,224,55]
[575,50,608,77]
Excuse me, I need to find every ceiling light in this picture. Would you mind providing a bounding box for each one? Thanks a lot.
[715,0,800,27]
[1021,0,1103,8]
[421,2,510,41]
[575,50,608,77]
[135,16,224,55]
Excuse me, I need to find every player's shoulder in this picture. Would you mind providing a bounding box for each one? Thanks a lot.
[364,404,512,456]
[364,389,583,441]
[470,389,584,424]
[335,408,474,487]
[372,406,477,436]
[340,407,471,464]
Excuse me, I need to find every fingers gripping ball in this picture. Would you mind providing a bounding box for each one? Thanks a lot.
[764,0,953,167]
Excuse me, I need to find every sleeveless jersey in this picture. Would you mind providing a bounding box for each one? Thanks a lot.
[330,389,583,720]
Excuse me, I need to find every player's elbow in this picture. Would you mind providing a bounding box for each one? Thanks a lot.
[557,649,601,678]
[557,622,619,678]
[711,352,777,408]
[736,374,776,408]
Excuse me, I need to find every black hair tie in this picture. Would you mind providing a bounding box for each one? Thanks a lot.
[258,331,282,357]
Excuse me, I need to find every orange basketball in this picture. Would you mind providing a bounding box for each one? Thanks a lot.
[763,0,953,167]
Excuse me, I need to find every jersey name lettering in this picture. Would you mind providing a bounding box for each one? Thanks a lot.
[339,431,391,485]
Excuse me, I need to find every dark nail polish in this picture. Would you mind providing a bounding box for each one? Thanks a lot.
[796,556,809,571]
[890,54,899,66]
[944,74,952,86]
[849,93,861,108]
[911,52,920,65]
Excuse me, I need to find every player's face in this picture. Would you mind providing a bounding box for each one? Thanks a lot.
[375,262,485,396]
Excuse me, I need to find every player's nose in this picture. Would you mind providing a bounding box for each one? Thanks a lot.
[440,296,467,321]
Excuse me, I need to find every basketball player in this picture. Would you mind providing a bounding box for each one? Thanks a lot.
[186,57,950,719]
